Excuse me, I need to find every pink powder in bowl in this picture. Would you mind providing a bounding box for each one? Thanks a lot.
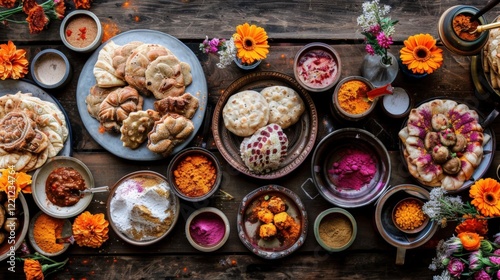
[328,148,377,191]
[189,212,226,247]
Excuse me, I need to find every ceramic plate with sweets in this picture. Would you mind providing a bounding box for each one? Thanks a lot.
[212,71,318,179]
[399,98,495,193]
[237,185,307,259]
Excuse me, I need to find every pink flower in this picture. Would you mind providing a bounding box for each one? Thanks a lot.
[376,32,393,49]
[474,270,492,280]
[447,258,465,278]
[489,249,500,265]
[368,24,381,35]
[365,44,375,55]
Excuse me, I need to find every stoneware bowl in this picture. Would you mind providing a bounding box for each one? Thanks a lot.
[185,207,230,252]
[31,156,95,219]
[331,76,377,121]
[167,147,222,202]
[30,49,72,90]
[314,208,357,252]
[60,10,103,53]
[311,128,391,208]
[437,5,489,56]
[391,197,429,234]
[107,171,180,246]
[293,42,341,92]
[28,211,72,256]
[0,193,29,261]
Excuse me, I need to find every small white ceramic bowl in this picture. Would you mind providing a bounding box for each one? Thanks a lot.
[60,10,103,53]
[28,211,72,256]
[185,207,230,252]
[314,208,357,252]
[30,49,72,90]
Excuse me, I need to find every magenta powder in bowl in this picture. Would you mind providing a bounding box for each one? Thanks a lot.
[186,207,230,252]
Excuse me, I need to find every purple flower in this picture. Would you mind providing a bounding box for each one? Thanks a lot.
[444,236,463,256]
[376,32,393,49]
[497,270,500,279]
[447,258,465,278]
[489,249,500,265]
[368,24,381,35]
[474,270,492,280]
[493,233,500,245]
[365,44,375,55]
[470,250,484,272]
[207,38,221,54]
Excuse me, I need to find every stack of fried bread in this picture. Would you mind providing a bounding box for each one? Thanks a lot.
[0,92,69,172]
[87,40,199,157]
[483,17,500,89]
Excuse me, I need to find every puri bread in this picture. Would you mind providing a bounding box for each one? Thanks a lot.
[260,86,305,129]
[93,40,126,88]
[222,90,269,137]
[145,55,192,99]
[154,92,199,119]
[112,41,143,80]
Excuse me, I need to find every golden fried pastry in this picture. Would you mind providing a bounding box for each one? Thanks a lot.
[267,196,286,214]
[120,109,161,149]
[112,41,143,80]
[145,55,192,99]
[273,212,292,230]
[153,92,199,119]
[86,85,119,120]
[124,44,171,95]
[259,223,277,239]
[93,40,126,88]
[98,86,144,132]
[147,113,194,157]
[257,208,274,224]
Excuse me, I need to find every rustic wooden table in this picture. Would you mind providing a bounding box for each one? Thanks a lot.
[2,0,500,279]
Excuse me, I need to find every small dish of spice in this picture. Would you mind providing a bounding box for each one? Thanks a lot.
[185,207,230,252]
[167,147,222,202]
[28,211,72,256]
[293,42,342,92]
[30,49,72,90]
[314,208,357,252]
[331,76,377,121]
[60,10,103,53]
[392,197,429,234]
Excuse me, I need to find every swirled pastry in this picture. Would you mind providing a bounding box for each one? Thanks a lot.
[120,109,161,149]
[399,99,489,191]
[86,85,118,119]
[145,55,192,99]
[124,44,171,95]
[98,86,144,132]
[147,114,194,157]
[223,90,269,137]
[153,92,199,119]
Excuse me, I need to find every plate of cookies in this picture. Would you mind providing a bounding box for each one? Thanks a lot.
[0,80,71,172]
[76,29,207,161]
[212,71,318,179]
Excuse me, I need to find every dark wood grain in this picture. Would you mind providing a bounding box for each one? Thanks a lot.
[2,0,500,279]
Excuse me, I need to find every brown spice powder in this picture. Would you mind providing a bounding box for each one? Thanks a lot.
[318,213,353,248]
[452,13,480,41]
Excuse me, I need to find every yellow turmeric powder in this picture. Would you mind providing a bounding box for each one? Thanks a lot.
[394,199,426,230]
[173,155,217,197]
[33,213,65,253]
[337,80,372,115]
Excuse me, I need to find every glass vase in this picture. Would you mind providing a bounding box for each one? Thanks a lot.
[361,52,399,87]
[234,57,261,70]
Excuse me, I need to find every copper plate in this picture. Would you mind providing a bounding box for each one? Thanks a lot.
[212,71,318,179]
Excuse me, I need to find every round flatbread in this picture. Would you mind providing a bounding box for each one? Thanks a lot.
[145,54,192,99]
[260,86,305,129]
[222,90,269,137]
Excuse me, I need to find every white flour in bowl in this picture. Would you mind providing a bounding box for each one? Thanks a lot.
[110,175,175,241]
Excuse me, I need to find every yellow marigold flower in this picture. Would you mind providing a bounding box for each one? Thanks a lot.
[0,169,32,198]
[233,22,269,65]
[72,211,109,248]
[458,231,483,251]
[470,178,500,217]
[399,33,443,74]
[0,41,29,80]
[24,259,44,280]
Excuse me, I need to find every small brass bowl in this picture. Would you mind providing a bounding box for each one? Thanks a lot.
[392,197,430,234]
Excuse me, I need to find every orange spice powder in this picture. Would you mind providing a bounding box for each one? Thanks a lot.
[173,155,217,197]
[33,213,65,253]
[337,80,372,114]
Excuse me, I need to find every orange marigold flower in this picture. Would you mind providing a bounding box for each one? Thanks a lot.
[72,211,109,248]
[22,0,37,14]
[73,0,92,9]
[0,40,29,80]
[54,0,65,20]
[26,5,49,34]
[233,22,269,65]
[24,259,44,280]
[0,169,32,198]
[455,217,488,236]
[400,33,443,75]
[0,0,16,8]
[458,232,483,251]
[470,178,500,217]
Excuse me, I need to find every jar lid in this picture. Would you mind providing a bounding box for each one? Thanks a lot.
[381,87,412,118]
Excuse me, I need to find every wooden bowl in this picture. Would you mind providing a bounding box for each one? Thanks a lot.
[392,197,429,234]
